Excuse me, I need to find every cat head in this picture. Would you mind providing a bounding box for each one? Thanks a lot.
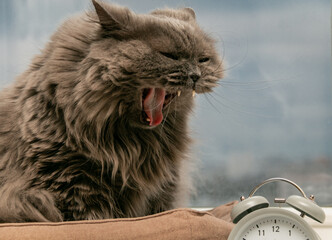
[78,0,223,129]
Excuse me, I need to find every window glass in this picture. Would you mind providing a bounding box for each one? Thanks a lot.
[1,0,331,207]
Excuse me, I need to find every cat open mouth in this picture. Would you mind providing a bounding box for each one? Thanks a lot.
[141,88,177,127]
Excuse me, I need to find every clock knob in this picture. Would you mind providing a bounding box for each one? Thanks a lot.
[286,195,326,223]
[231,196,269,223]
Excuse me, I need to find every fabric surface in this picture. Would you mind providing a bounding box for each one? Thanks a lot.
[0,202,236,240]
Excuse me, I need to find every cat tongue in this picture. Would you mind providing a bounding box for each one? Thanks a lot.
[143,88,166,127]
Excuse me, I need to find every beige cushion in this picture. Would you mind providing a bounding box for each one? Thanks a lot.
[0,202,236,240]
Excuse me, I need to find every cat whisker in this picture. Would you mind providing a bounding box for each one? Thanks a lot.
[209,61,224,76]
[220,38,248,74]
[204,93,223,115]
[206,91,277,119]
[218,75,295,90]
[160,97,174,130]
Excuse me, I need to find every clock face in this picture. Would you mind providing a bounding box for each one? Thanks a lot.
[228,208,319,240]
[240,215,313,239]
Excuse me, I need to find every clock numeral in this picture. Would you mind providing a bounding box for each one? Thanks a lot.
[258,230,265,236]
[289,230,292,236]
[272,226,280,232]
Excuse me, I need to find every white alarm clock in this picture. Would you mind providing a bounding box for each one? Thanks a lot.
[228,178,325,240]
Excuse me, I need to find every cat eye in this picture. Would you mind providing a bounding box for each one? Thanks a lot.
[160,52,179,61]
[199,57,210,63]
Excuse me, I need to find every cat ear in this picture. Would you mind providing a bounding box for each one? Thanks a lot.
[92,0,133,36]
[181,8,196,20]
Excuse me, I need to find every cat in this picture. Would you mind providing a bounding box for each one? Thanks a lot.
[0,0,223,222]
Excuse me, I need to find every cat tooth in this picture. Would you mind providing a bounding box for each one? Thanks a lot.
[146,118,151,122]
[192,90,196,97]
[177,90,181,97]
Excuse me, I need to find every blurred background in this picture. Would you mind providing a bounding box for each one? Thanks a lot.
[1,0,331,207]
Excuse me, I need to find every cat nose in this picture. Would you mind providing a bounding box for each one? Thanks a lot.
[189,73,200,83]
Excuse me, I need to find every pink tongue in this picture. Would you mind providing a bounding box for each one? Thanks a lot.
[143,88,166,127]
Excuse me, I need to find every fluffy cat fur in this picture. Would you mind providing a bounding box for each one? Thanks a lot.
[0,0,223,222]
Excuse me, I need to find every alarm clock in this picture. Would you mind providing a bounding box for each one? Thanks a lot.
[228,177,325,240]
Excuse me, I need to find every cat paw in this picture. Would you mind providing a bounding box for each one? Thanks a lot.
[0,188,63,222]
[24,189,63,222]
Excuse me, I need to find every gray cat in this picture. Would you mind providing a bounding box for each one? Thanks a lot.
[0,0,223,222]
